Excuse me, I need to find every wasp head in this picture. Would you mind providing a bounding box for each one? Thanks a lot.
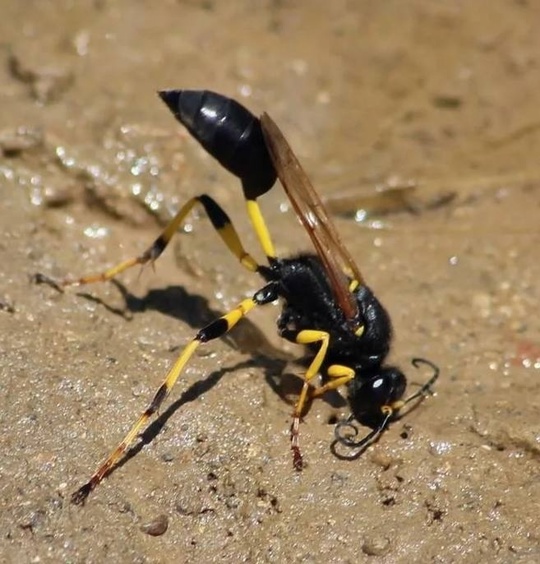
[346,365,407,429]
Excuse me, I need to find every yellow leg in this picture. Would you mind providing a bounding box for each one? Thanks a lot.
[246,199,276,260]
[287,329,330,470]
[311,364,355,398]
[36,194,260,290]
[71,287,273,505]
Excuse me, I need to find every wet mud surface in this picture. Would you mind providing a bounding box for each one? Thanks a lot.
[1,1,539,562]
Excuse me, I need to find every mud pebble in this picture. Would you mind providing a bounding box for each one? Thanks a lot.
[0,297,15,313]
[362,535,391,556]
[140,513,169,536]
[40,184,75,208]
[9,51,74,104]
[432,91,463,108]
[370,451,394,470]
[0,126,44,156]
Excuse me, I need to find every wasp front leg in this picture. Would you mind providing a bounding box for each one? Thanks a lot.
[280,329,332,470]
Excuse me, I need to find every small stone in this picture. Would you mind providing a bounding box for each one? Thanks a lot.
[362,535,391,556]
[8,51,74,104]
[0,126,44,156]
[140,513,169,536]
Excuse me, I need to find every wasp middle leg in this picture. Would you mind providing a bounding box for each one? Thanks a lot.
[34,194,264,290]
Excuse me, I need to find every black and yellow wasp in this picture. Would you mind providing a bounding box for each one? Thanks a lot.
[36,90,439,504]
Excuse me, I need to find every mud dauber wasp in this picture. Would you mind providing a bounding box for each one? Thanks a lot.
[35,90,439,504]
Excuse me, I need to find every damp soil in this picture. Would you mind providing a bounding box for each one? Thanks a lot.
[1,1,539,563]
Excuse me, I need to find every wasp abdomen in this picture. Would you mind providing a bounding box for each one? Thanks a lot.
[158,89,277,199]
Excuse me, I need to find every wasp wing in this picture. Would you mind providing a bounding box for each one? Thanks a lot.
[260,113,364,322]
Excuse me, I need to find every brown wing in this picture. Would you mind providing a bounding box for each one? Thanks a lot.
[260,112,364,322]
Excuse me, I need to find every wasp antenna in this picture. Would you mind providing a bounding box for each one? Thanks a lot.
[411,357,440,395]
[334,413,358,447]
[335,412,392,449]
[411,357,440,376]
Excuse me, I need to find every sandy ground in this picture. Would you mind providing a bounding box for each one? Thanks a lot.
[1,1,539,562]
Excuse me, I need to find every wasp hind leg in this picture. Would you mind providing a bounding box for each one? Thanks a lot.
[34,194,262,290]
[72,281,280,505]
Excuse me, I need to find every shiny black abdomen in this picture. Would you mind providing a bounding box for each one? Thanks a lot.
[158,90,277,200]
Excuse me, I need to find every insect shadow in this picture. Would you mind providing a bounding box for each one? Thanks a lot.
[75,279,345,475]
